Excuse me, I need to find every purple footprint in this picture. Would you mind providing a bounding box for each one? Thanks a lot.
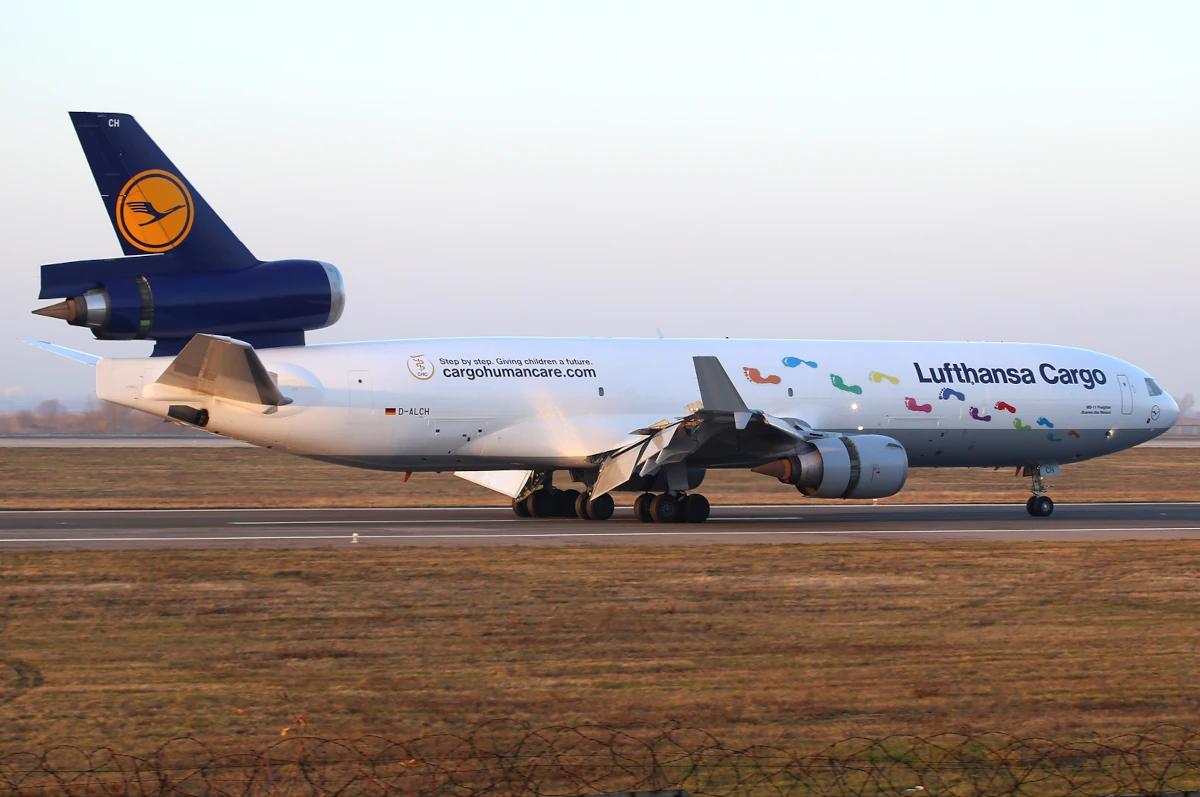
[969,406,992,422]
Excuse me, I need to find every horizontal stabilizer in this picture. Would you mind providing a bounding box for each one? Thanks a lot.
[156,334,288,406]
[21,339,100,367]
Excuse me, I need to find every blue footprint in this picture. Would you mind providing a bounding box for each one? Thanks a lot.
[1037,417,1054,428]
[783,357,818,369]
[1047,433,1062,443]
[939,388,965,401]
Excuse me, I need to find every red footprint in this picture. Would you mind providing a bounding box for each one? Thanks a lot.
[904,397,933,413]
[995,401,1017,413]
[743,367,781,385]
[1068,430,1081,439]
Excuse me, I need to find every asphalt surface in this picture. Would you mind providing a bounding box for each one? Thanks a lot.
[2,503,1200,550]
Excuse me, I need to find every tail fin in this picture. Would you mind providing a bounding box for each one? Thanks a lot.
[69,112,256,269]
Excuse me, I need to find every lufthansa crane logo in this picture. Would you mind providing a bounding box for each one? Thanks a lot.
[115,170,194,252]
[407,354,435,380]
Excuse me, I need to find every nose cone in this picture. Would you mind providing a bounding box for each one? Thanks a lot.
[1160,390,1180,428]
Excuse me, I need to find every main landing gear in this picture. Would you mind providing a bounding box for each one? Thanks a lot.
[510,486,712,523]
[1025,467,1054,517]
[633,492,710,524]
[511,488,614,520]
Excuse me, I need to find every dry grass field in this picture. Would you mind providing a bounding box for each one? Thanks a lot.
[0,446,1197,509]
[3,541,1200,755]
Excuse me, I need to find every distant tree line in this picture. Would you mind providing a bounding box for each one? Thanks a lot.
[0,398,201,436]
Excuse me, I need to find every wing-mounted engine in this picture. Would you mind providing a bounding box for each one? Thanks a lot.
[751,435,909,499]
[588,355,909,502]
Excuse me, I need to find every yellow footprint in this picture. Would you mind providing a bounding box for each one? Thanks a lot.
[868,371,899,385]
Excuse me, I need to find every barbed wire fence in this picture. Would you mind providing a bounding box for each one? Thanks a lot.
[4,721,1200,797]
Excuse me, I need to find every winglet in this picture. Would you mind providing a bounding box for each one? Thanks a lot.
[692,356,751,428]
[21,339,100,367]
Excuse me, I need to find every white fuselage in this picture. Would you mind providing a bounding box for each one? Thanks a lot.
[97,337,1177,474]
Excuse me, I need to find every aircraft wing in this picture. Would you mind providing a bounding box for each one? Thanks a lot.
[591,356,817,497]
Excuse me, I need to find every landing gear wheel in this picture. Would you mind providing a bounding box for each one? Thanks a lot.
[650,494,680,524]
[556,489,582,518]
[575,493,592,520]
[512,497,531,518]
[1025,496,1038,516]
[680,493,710,523]
[1032,495,1054,517]
[587,493,615,521]
[525,489,555,519]
[633,493,655,523]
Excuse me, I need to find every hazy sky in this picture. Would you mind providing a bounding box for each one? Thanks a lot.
[2,1,1197,407]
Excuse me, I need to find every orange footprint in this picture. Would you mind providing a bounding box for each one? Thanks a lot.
[744,367,782,385]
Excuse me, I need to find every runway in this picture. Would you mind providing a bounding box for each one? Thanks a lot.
[3,503,1200,549]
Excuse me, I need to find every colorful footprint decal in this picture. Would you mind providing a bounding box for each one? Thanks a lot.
[995,401,1017,414]
[1013,418,1033,431]
[869,371,900,384]
[969,406,992,422]
[1047,433,1062,443]
[1036,417,1054,428]
[782,357,818,369]
[904,397,933,413]
[939,388,965,401]
[744,367,782,385]
[830,374,863,395]
[1068,430,1081,439]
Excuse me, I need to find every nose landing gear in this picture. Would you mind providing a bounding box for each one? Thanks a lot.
[1025,467,1055,517]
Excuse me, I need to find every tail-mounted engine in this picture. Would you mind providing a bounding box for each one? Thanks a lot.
[34,259,344,356]
[32,112,348,357]
[752,434,909,499]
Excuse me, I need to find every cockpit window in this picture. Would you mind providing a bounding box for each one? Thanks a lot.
[1145,378,1163,397]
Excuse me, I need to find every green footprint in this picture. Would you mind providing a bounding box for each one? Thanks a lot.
[830,374,863,395]
[1014,418,1033,431]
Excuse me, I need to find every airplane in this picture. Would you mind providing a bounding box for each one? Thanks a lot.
[27,112,1180,523]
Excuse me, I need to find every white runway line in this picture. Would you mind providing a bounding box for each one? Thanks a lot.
[3,526,1200,543]
[3,502,1199,515]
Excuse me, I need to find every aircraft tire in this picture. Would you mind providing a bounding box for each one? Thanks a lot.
[650,494,680,523]
[556,489,582,518]
[1025,496,1037,516]
[1033,495,1054,517]
[587,493,615,521]
[633,493,655,523]
[680,493,710,523]
[575,492,593,520]
[512,497,531,518]
[526,489,555,519]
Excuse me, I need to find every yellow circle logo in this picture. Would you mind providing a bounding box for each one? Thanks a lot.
[115,170,194,252]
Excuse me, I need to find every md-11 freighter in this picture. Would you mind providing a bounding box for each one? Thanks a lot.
[28,113,1179,523]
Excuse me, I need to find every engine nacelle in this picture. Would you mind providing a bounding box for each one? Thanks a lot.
[752,434,909,500]
[36,259,344,352]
